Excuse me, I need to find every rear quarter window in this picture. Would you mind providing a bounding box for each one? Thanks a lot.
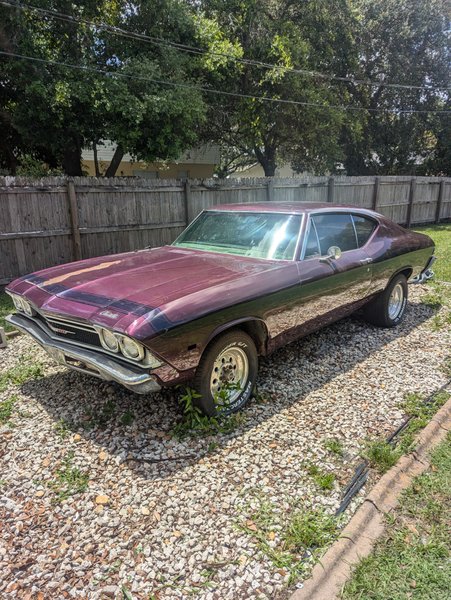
[352,215,377,247]
[312,213,357,253]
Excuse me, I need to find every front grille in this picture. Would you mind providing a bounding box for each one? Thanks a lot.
[39,313,102,348]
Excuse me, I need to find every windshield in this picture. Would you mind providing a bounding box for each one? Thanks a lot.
[173,211,302,260]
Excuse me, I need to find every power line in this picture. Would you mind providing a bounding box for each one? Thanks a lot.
[1,50,449,115]
[1,0,450,93]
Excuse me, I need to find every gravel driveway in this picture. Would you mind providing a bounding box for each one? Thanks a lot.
[1,285,449,600]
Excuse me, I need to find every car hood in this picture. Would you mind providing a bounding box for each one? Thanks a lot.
[8,246,293,339]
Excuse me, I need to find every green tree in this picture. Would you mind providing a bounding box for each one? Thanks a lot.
[195,0,358,176]
[343,0,450,175]
[0,0,206,176]
[421,114,451,176]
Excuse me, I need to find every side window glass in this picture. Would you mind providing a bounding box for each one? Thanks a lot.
[312,213,357,254]
[352,215,377,247]
[303,222,320,258]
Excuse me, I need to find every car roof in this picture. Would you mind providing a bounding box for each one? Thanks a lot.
[209,202,378,216]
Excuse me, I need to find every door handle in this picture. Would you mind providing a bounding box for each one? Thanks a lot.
[360,258,373,265]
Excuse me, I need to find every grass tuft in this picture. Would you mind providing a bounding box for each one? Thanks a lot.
[0,395,17,424]
[0,358,43,392]
[46,451,89,502]
[171,386,246,439]
[0,292,14,332]
[307,464,336,490]
[363,439,402,474]
[283,508,338,552]
[120,410,135,426]
[324,438,344,457]
[238,490,341,585]
[363,390,450,473]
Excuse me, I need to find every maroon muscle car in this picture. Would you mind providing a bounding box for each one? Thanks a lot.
[6,203,435,415]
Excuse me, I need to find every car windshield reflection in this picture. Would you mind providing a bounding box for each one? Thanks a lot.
[173,211,301,260]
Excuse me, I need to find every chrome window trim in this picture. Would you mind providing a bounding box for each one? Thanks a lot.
[350,213,379,249]
[350,215,359,249]
[292,213,306,261]
[300,215,321,260]
[301,211,376,261]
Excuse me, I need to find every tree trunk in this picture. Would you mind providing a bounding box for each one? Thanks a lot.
[254,145,276,176]
[93,141,100,176]
[62,140,83,176]
[262,161,276,177]
[105,144,124,178]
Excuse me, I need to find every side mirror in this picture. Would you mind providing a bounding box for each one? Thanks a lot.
[320,246,342,262]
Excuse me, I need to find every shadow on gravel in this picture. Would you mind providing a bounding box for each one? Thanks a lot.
[20,299,436,480]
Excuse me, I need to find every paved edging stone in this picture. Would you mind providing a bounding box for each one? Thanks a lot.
[291,393,451,600]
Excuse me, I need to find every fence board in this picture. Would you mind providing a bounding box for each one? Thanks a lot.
[0,175,449,286]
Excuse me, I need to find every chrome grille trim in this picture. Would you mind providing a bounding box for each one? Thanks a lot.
[41,313,98,333]
[31,311,151,370]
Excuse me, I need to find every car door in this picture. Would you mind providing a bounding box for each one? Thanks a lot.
[292,211,375,334]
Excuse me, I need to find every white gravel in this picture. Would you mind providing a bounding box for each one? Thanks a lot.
[0,284,449,599]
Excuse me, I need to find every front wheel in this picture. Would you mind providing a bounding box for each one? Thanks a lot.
[193,330,258,416]
[363,273,408,328]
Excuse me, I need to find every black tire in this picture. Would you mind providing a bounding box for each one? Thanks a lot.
[363,273,408,328]
[193,330,258,416]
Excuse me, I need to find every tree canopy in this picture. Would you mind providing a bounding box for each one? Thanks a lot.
[0,0,206,175]
[342,0,450,175]
[0,0,449,176]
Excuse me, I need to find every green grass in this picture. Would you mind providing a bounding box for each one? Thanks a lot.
[306,464,336,490]
[0,357,44,392]
[342,433,451,600]
[120,410,135,426]
[413,224,451,282]
[46,451,89,502]
[171,386,246,439]
[238,490,341,584]
[324,438,345,457]
[0,395,17,424]
[363,391,449,473]
[0,292,14,332]
[363,439,402,474]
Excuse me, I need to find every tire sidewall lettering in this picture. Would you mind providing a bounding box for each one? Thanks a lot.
[221,341,248,352]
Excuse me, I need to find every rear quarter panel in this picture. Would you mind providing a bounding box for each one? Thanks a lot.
[368,220,434,293]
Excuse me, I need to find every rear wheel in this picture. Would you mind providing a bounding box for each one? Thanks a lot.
[363,273,408,328]
[193,330,258,416]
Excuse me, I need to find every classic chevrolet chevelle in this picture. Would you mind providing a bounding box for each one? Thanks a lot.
[6,203,435,415]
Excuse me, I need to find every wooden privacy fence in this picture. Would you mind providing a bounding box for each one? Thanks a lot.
[1,174,450,286]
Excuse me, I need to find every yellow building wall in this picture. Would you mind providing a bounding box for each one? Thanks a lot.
[82,160,215,179]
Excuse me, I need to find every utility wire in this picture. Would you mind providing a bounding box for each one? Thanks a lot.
[1,0,450,93]
[1,50,450,115]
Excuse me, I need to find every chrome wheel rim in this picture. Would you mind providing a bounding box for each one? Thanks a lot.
[210,347,249,406]
[388,283,405,320]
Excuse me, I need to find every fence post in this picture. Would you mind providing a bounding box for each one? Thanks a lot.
[67,179,82,261]
[372,176,380,211]
[184,179,192,224]
[435,179,445,224]
[327,176,335,203]
[405,177,416,228]
[266,178,274,202]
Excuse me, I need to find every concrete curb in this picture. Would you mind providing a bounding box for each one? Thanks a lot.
[291,395,451,600]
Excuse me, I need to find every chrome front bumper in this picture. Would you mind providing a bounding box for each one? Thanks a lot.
[5,313,161,394]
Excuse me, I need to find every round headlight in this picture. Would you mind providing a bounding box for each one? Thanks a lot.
[119,337,143,361]
[100,329,119,353]
[12,295,24,311]
[21,299,34,317]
